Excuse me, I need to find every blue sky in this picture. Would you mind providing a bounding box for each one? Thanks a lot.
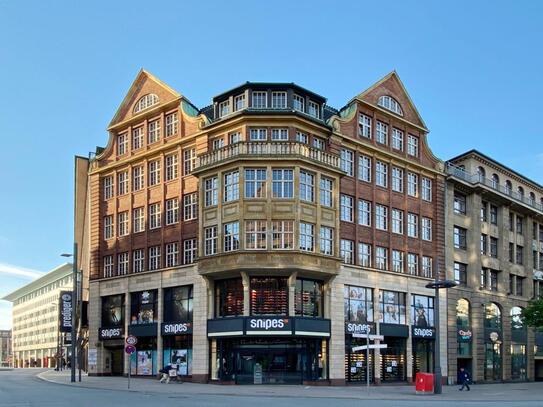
[0,0,542,329]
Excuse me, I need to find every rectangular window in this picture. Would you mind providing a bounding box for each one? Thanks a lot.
[392,167,404,192]
[224,222,240,252]
[358,243,372,267]
[132,127,143,150]
[165,242,179,267]
[250,277,288,316]
[183,148,196,175]
[117,171,128,195]
[517,216,524,234]
[407,253,419,275]
[204,226,218,255]
[299,170,314,202]
[103,176,114,200]
[312,137,325,150]
[392,128,403,150]
[422,256,433,278]
[376,121,388,144]
[183,239,197,264]
[392,209,404,234]
[320,227,333,256]
[272,169,293,198]
[133,207,145,233]
[392,250,404,273]
[358,155,372,182]
[271,92,287,108]
[341,149,354,176]
[271,128,288,141]
[183,193,197,221]
[205,176,218,206]
[117,252,129,275]
[132,165,144,191]
[319,176,333,207]
[296,279,323,318]
[296,131,308,144]
[490,237,498,258]
[245,168,266,198]
[516,276,524,296]
[359,114,372,138]
[375,247,388,270]
[341,239,354,264]
[340,194,354,222]
[252,91,267,108]
[219,100,230,117]
[293,94,305,112]
[422,217,432,241]
[299,222,315,252]
[407,135,419,156]
[407,172,418,197]
[407,213,418,238]
[165,198,179,225]
[454,193,467,214]
[149,246,161,270]
[245,220,267,250]
[481,201,488,222]
[376,161,388,187]
[358,200,371,226]
[234,94,245,111]
[379,290,406,325]
[118,211,129,236]
[308,101,320,118]
[165,113,178,137]
[104,215,114,239]
[272,220,294,249]
[454,262,467,286]
[454,226,467,249]
[422,178,432,202]
[149,203,161,229]
[480,268,488,289]
[489,270,498,292]
[224,170,240,202]
[509,242,515,263]
[411,295,434,327]
[376,204,388,230]
[133,249,145,273]
[117,133,128,156]
[344,285,373,323]
[165,154,178,181]
[212,138,224,150]
[516,245,524,265]
[148,120,160,144]
[229,132,241,144]
[149,160,161,186]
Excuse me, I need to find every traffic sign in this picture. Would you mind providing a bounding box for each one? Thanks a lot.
[352,344,388,352]
[125,345,136,354]
[126,335,137,346]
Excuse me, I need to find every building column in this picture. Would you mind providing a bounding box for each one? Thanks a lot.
[192,276,209,383]
[157,284,164,373]
[374,287,381,385]
[123,290,131,376]
[288,272,297,316]
[328,275,345,385]
[406,293,413,383]
[241,272,250,316]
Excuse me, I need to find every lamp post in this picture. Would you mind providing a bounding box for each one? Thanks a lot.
[61,243,77,383]
[425,278,457,395]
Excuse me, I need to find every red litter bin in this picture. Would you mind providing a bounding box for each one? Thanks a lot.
[415,373,434,394]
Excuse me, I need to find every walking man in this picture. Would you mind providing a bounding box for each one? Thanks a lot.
[458,367,471,391]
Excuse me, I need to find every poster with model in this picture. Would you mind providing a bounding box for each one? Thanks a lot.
[171,349,188,375]
[102,295,123,326]
[136,350,153,375]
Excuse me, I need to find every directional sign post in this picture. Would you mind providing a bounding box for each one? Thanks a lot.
[352,329,387,396]
[125,342,136,389]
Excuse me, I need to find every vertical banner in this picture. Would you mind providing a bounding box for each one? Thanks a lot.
[59,291,73,333]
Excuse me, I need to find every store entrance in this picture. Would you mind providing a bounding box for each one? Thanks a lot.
[413,339,434,375]
[110,347,124,376]
[380,337,406,382]
[237,348,300,384]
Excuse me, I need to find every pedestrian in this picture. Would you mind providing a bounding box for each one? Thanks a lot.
[159,364,173,384]
[458,367,471,391]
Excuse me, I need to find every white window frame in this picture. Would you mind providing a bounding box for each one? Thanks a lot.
[392,167,403,193]
[165,242,179,267]
[358,243,372,267]
[133,207,145,233]
[392,250,404,273]
[149,203,161,229]
[252,91,267,108]
[132,127,143,150]
[103,255,114,277]
[148,120,161,144]
[392,209,404,234]
[341,239,354,264]
[376,161,388,188]
[407,253,419,275]
[224,222,240,252]
[117,252,129,275]
[392,128,404,151]
[183,193,197,221]
[165,154,179,181]
[118,211,129,236]
[319,226,333,256]
[319,176,333,207]
[308,100,320,118]
[299,170,314,202]
[358,200,371,227]
[103,176,114,200]
[183,148,196,176]
[205,176,218,206]
[296,131,308,144]
[376,204,388,231]
[234,94,246,111]
[133,249,145,273]
[293,94,305,112]
[299,222,315,252]
[358,155,372,182]
[149,246,161,270]
[149,160,161,186]
[244,169,266,199]
[224,170,240,202]
[272,220,294,250]
[271,91,287,109]
[407,135,419,157]
[340,194,354,222]
[219,100,230,118]
[407,172,418,197]
[204,226,218,256]
[407,213,419,238]
[341,149,354,176]
[117,171,129,195]
[422,177,432,202]
[132,166,144,192]
[271,128,289,141]
[245,220,267,250]
[376,247,388,270]
[165,112,178,137]
[422,217,432,241]
[376,121,388,144]
[359,114,372,138]
[104,215,114,239]
[272,169,293,199]
[117,133,128,156]
[183,239,197,264]
[165,198,179,225]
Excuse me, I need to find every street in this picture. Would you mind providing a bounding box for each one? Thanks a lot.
[0,369,542,407]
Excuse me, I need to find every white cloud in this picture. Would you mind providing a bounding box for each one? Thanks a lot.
[0,263,44,279]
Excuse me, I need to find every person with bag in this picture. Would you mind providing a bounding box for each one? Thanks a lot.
[159,364,173,384]
[458,367,471,391]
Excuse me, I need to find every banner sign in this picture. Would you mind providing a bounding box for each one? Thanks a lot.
[457,328,473,343]
[246,317,291,334]
[345,322,376,335]
[411,326,436,339]
[98,326,124,340]
[161,322,193,336]
[59,291,73,333]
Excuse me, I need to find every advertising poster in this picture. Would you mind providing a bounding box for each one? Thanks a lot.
[171,349,188,375]
[136,350,153,376]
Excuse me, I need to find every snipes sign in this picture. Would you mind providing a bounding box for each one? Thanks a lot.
[59,291,73,333]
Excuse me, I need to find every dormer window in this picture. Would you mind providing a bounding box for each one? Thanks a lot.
[308,100,320,118]
[378,95,403,116]
[271,92,287,109]
[219,100,230,118]
[252,91,267,108]
[134,94,159,113]
[234,94,246,111]
[293,94,305,112]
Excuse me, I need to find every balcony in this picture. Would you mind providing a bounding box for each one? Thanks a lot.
[194,142,342,173]
[447,163,543,214]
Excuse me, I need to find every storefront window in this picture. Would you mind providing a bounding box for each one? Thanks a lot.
[379,290,406,325]
[511,306,524,331]
[295,279,323,318]
[456,298,472,356]
[484,302,502,330]
[484,302,502,381]
[164,336,192,376]
[130,337,157,376]
[511,307,527,381]
[411,295,434,327]
[164,285,193,322]
[130,290,157,324]
[101,295,124,327]
[250,277,288,315]
[344,285,373,323]
[215,278,244,317]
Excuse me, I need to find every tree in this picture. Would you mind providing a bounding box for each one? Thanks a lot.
[521,299,543,330]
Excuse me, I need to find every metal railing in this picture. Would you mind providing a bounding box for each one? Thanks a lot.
[196,141,342,170]
[446,163,543,212]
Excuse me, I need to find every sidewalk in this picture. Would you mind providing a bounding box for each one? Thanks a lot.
[37,370,543,402]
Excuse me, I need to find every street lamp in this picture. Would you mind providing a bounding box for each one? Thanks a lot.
[425,278,457,395]
[61,243,77,383]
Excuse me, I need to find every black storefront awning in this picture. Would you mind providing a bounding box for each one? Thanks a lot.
[128,323,158,337]
[207,317,331,338]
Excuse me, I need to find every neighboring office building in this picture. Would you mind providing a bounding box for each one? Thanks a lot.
[78,70,446,385]
[0,330,11,367]
[445,150,543,382]
[2,264,73,368]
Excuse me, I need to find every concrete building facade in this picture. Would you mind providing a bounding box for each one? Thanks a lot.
[0,330,11,367]
[2,264,73,368]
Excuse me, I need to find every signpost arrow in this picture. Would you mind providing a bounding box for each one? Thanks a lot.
[352,344,388,352]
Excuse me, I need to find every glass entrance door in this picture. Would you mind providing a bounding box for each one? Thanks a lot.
[484,342,502,381]
[380,338,406,382]
[236,349,301,384]
[413,339,434,374]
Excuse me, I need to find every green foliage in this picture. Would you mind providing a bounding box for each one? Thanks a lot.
[521,299,543,330]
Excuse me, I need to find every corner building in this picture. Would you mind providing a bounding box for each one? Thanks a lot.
[82,70,445,384]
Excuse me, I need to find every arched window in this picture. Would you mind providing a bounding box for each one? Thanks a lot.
[491,174,499,189]
[517,186,524,198]
[505,180,513,195]
[378,95,403,116]
[134,94,159,113]
[457,299,472,357]
[529,192,535,205]
[484,302,502,330]
[456,299,470,328]
[477,166,486,182]
[510,306,524,331]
